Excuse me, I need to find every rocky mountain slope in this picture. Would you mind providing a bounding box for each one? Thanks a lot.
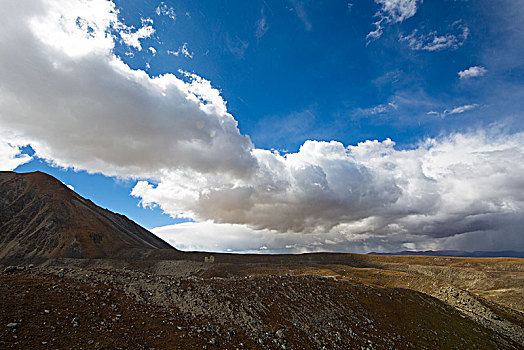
[0,171,173,260]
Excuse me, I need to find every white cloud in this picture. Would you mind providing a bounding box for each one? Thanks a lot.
[445,104,478,115]
[148,46,157,55]
[0,0,253,179]
[28,0,118,58]
[141,17,153,25]
[0,138,31,171]
[137,132,524,253]
[2,0,524,253]
[429,104,479,117]
[155,2,176,21]
[367,0,421,41]
[179,43,192,58]
[152,221,365,254]
[152,222,277,253]
[458,66,487,79]
[290,0,312,31]
[167,43,193,58]
[255,9,269,39]
[61,181,75,191]
[226,35,248,59]
[364,104,388,115]
[153,221,396,254]
[119,24,155,51]
[399,22,469,51]
[355,102,398,116]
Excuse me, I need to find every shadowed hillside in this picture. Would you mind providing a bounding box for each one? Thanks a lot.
[0,171,174,261]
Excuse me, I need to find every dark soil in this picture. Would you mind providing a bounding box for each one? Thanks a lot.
[1,261,523,350]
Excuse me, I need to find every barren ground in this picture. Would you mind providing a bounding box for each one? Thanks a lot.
[1,253,523,349]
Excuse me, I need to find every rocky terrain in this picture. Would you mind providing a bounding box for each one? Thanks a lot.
[1,171,524,349]
[0,171,173,260]
[2,257,524,350]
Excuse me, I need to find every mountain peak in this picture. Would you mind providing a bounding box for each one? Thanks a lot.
[0,171,174,261]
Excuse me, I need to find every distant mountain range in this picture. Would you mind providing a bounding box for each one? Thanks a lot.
[0,171,174,261]
[369,250,524,258]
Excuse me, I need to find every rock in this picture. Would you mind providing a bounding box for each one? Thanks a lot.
[4,266,17,273]
[7,323,19,328]
[276,329,284,338]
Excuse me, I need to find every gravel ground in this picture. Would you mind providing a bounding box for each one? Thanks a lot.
[1,259,523,349]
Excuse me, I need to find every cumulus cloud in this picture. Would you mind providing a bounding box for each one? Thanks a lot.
[119,23,155,51]
[151,132,524,253]
[134,132,524,253]
[2,0,524,253]
[399,21,469,51]
[367,0,421,41]
[0,0,254,179]
[458,66,487,79]
[0,137,31,171]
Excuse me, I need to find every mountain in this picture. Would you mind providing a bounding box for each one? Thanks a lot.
[0,171,174,260]
[369,250,524,258]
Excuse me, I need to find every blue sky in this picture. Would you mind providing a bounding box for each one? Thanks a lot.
[1,0,524,253]
[108,0,522,150]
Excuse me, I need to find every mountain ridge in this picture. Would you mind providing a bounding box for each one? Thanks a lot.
[0,171,174,261]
